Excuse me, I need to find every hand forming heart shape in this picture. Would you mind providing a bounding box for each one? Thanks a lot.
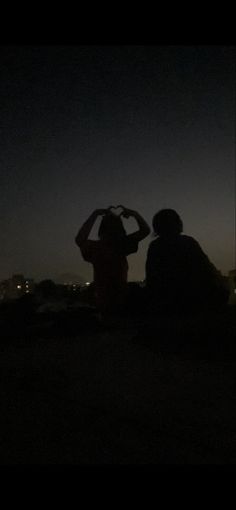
[108,205,124,217]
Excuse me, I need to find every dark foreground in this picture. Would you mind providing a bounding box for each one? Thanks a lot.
[0,304,236,465]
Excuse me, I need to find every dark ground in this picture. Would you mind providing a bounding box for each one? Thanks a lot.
[0,302,236,465]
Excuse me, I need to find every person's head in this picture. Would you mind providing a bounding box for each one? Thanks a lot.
[98,212,126,241]
[152,209,183,238]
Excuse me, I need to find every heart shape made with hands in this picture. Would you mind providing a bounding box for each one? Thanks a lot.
[108,205,125,217]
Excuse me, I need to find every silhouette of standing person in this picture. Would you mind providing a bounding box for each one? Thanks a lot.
[75,206,150,314]
[145,209,229,314]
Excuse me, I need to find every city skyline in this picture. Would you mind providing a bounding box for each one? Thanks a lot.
[0,45,235,282]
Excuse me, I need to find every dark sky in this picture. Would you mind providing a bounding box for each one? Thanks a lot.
[0,45,235,282]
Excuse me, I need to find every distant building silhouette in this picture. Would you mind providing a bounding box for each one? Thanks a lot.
[56,273,87,286]
[0,274,35,301]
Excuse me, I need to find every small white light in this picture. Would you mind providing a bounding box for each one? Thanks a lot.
[17,285,22,289]
[234,289,236,294]
[85,282,90,286]
[26,290,29,293]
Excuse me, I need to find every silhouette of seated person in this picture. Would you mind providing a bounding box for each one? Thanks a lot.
[145,209,229,314]
[75,206,150,314]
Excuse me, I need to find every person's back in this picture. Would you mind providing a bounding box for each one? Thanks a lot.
[81,235,137,310]
[145,209,229,313]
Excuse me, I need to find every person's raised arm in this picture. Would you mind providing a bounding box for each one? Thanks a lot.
[75,209,107,247]
[121,206,150,242]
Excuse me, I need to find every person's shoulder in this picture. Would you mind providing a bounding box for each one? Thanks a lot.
[147,237,160,251]
[149,236,159,245]
[180,235,203,254]
[180,235,199,245]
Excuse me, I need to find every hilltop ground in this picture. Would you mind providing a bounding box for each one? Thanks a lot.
[0,302,236,465]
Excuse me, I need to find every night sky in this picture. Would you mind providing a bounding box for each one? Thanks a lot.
[0,45,235,283]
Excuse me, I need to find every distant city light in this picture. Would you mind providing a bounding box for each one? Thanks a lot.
[234,289,236,294]
[26,290,29,293]
[17,285,22,289]
[85,282,90,286]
